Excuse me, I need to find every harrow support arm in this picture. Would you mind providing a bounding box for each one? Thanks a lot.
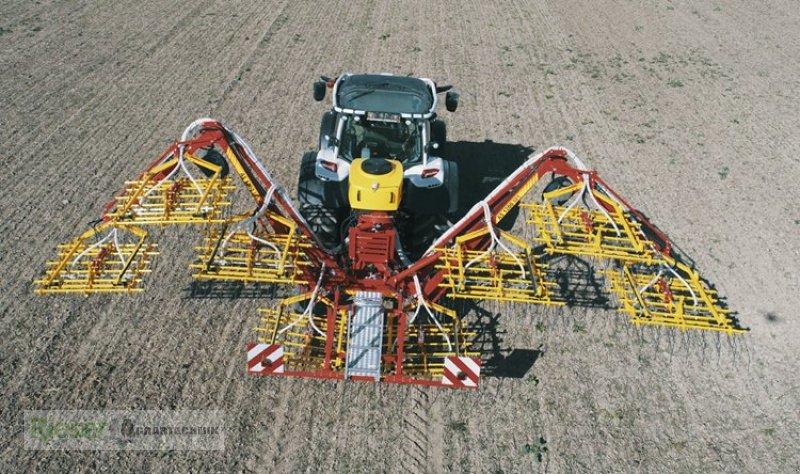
[404,147,744,335]
[36,119,339,294]
[37,117,745,389]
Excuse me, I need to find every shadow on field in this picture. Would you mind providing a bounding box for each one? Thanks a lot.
[458,299,543,379]
[184,280,284,300]
[493,348,544,378]
[545,254,613,309]
[444,140,534,219]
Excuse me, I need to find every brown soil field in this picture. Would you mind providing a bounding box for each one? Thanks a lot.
[2,0,799,472]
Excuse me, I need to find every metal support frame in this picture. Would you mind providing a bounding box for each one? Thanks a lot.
[36,121,746,390]
[35,222,157,294]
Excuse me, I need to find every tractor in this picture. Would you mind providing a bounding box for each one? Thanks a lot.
[299,73,460,255]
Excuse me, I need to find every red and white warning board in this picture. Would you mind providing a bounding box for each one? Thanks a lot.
[246,343,285,375]
[441,356,481,388]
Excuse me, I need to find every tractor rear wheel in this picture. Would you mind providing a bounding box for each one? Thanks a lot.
[299,204,342,252]
[405,213,450,257]
[297,151,348,208]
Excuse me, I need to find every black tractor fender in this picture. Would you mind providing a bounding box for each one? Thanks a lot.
[401,159,459,216]
[297,151,349,208]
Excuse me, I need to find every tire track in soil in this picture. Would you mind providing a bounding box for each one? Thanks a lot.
[319,384,352,471]
[209,0,289,114]
[1,0,201,158]
[426,392,448,473]
[266,379,331,472]
[266,386,299,472]
[400,386,430,473]
[256,380,290,470]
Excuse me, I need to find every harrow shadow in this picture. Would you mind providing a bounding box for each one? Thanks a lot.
[184,280,286,300]
[493,348,543,378]
[544,254,613,309]
[456,299,543,379]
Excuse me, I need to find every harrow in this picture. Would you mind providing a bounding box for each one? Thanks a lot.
[36,99,745,389]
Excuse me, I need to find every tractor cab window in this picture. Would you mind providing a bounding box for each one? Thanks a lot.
[340,115,421,165]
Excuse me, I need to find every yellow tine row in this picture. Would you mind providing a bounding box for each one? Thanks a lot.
[522,202,663,264]
[108,176,233,225]
[603,267,743,334]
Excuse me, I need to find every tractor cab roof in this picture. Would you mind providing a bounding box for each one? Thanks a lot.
[333,74,437,118]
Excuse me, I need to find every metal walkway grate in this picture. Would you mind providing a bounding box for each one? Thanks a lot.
[345,291,385,381]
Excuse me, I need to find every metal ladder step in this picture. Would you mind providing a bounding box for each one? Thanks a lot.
[345,291,385,381]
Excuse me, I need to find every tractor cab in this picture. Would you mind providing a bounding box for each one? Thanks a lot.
[339,112,421,164]
[311,73,458,180]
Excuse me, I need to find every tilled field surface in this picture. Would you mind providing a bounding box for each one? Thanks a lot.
[1,1,798,472]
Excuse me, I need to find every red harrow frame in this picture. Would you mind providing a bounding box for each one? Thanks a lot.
[36,119,745,389]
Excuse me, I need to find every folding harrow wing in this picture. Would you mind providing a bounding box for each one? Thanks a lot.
[36,118,745,389]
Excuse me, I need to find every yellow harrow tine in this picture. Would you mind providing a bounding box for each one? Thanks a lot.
[435,246,561,304]
[435,186,740,334]
[107,176,234,225]
[34,222,157,295]
[603,263,743,334]
[106,152,235,226]
[522,201,661,265]
[191,211,314,285]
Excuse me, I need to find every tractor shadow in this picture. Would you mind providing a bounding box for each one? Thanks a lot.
[444,140,534,219]
[445,141,547,379]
